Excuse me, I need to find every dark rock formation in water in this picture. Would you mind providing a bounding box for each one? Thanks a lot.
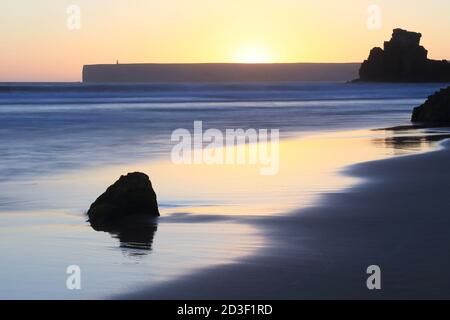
[357,28,450,82]
[87,172,159,230]
[412,86,450,123]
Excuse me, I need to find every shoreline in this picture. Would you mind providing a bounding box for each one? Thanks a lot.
[119,136,450,299]
[2,124,449,299]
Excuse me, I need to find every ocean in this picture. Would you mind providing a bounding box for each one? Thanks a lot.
[0,82,447,299]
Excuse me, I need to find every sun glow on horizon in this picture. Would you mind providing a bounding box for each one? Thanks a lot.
[1,0,450,81]
[232,45,274,63]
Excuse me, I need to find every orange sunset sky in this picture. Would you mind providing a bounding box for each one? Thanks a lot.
[1,0,449,82]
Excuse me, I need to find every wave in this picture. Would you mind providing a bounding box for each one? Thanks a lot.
[0,82,447,105]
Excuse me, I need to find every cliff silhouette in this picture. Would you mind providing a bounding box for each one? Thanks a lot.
[356,28,450,82]
[82,63,359,83]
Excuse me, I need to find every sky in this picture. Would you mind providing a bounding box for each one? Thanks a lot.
[0,0,449,82]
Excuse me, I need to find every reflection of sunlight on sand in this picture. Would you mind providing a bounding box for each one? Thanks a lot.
[15,127,445,219]
[44,129,420,217]
[1,127,447,299]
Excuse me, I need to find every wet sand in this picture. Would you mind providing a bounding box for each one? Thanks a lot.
[121,138,450,299]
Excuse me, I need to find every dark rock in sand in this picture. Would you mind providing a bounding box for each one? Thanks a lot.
[357,28,450,82]
[87,172,159,230]
[412,86,450,123]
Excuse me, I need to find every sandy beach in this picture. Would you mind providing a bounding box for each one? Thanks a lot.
[120,136,450,300]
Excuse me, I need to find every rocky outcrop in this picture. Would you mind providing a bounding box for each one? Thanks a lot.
[357,28,450,82]
[412,86,450,123]
[87,172,159,230]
